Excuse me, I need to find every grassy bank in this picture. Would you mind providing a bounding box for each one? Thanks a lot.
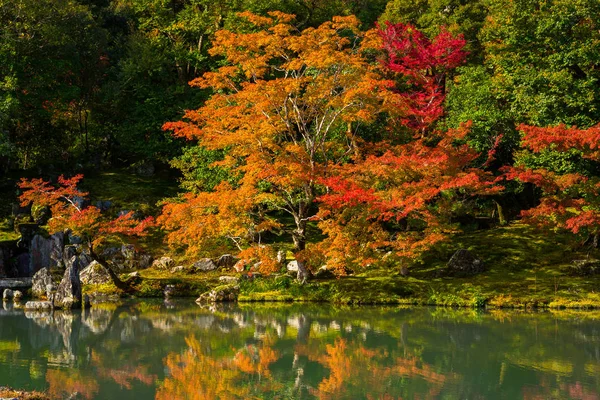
[81,222,600,309]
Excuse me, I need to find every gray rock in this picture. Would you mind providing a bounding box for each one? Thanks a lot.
[32,268,53,298]
[196,285,239,303]
[445,249,485,276]
[16,223,38,248]
[2,289,13,301]
[54,257,82,309]
[29,233,64,275]
[13,290,23,301]
[139,254,153,269]
[164,284,176,298]
[80,261,112,285]
[24,301,52,311]
[152,256,174,270]
[193,258,218,272]
[216,254,238,268]
[15,253,30,277]
[121,244,137,260]
[287,260,299,272]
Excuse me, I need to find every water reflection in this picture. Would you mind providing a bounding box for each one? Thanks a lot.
[0,302,598,399]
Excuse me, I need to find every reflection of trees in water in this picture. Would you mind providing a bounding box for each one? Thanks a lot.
[1,303,600,398]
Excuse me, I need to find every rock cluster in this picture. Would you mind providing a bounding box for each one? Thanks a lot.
[196,285,240,303]
[444,249,485,276]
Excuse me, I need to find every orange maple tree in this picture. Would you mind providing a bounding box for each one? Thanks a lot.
[159,12,399,279]
[18,174,154,287]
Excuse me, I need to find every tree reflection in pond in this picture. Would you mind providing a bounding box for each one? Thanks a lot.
[0,302,599,399]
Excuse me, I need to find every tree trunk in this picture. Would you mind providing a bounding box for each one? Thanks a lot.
[87,242,131,291]
[292,206,311,283]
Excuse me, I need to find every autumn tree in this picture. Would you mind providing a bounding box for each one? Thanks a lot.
[501,124,600,245]
[160,12,398,278]
[313,23,500,272]
[18,174,154,288]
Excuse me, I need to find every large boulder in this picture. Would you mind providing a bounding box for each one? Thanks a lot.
[445,249,485,276]
[196,285,239,303]
[29,233,64,275]
[80,261,112,285]
[31,268,53,298]
[193,258,218,272]
[54,256,83,309]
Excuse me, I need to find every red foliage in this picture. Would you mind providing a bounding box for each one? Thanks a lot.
[379,22,467,133]
[18,175,154,249]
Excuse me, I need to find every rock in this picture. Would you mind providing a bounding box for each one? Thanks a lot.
[192,258,218,272]
[196,285,239,303]
[287,260,299,272]
[567,259,600,276]
[32,268,53,298]
[445,249,485,276]
[218,276,239,284]
[80,261,112,285]
[314,265,335,279]
[164,284,176,298]
[152,257,174,270]
[138,254,153,269]
[15,253,30,277]
[2,289,12,301]
[54,257,83,309]
[233,259,249,273]
[216,254,238,268]
[63,245,78,265]
[67,232,83,245]
[127,271,139,278]
[277,250,286,265]
[170,266,185,273]
[121,244,137,260]
[13,290,23,301]
[95,200,112,212]
[24,301,52,311]
[29,233,64,275]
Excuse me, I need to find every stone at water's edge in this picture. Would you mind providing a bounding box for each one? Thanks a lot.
[12,290,23,301]
[196,285,239,303]
[32,268,53,298]
[193,258,218,272]
[79,261,112,285]
[54,256,82,309]
[2,289,12,301]
[445,249,485,276]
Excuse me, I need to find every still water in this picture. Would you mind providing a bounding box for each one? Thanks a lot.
[0,300,599,399]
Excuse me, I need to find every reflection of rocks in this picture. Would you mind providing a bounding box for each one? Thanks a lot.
[82,307,114,334]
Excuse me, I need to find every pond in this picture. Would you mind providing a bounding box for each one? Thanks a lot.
[0,300,599,399]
